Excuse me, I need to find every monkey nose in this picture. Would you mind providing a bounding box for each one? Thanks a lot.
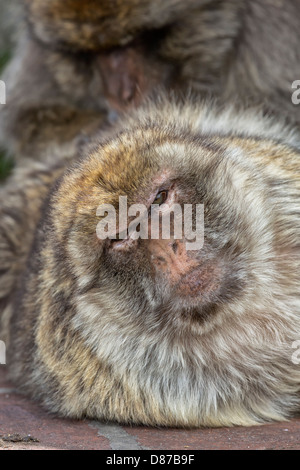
[149,238,224,298]
[149,239,198,279]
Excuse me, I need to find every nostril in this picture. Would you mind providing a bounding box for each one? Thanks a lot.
[151,254,168,267]
[171,241,178,254]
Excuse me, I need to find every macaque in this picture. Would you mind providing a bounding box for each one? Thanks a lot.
[0,0,300,427]
[1,0,300,164]
[3,98,300,427]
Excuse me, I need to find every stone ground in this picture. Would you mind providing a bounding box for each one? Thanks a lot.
[1,367,300,450]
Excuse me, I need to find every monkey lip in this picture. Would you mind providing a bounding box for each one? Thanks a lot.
[175,263,224,298]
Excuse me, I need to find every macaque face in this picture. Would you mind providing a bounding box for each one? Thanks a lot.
[25,0,187,112]
[54,127,259,332]
[98,172,229,312]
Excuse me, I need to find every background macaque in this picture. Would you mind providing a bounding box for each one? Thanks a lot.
[1,0,300,164]
[3,99,300,427]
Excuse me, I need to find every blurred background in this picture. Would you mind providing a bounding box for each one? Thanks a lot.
[0,0,22,180]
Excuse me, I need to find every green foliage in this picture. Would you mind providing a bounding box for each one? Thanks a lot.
[0,149,14,181]
[0,50,11,74]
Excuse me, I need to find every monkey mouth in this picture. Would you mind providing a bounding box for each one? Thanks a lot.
[175,262,225,300]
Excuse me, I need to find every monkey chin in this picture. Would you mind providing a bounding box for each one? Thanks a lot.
[175,262,225,299]
[168,260,233,329]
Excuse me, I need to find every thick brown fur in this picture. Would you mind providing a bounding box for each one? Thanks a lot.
[0,161,66,327]
[3,99,300,427]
